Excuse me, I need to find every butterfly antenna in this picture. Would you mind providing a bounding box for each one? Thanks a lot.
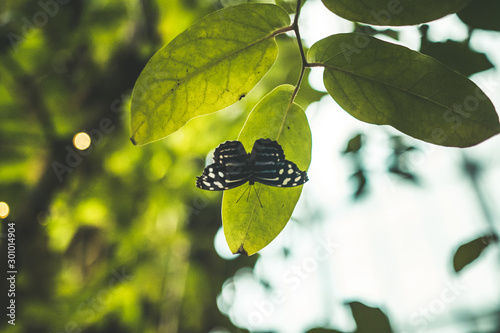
[235,184,263,208]
[236,185,250,204]
[252,185,263,208]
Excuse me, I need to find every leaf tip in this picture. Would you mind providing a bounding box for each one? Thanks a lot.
[235,244,249,256]
[130,136,138,146]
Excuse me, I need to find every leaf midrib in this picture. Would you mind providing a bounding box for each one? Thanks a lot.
[318,61,498,133]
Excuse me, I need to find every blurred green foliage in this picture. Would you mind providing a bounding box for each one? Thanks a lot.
[0,1,278,332]
[1,1,499,332]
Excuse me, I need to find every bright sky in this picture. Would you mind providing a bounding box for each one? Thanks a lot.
[214,1,500,332]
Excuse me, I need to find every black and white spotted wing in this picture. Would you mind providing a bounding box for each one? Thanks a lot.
[196,141,250,190]
[250,139,308,187]
[196,138,308,191]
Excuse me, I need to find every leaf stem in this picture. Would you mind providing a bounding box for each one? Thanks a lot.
[278,0,320,142]
[271,25,295,38]
[290,0,306,104]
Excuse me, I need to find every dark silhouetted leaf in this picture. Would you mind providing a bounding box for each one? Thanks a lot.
[458,0,500,31]
[343,133,364,154]
[354,24,400,41]
[388,166,418,183]
[387,136,420,184]
[351,169,368,199]
[453,234,499,273]
[420,26,494,77]
[307,328,345,333]
[348,301,393,333]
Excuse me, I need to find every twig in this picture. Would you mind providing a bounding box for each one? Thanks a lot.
[290,0,306,104]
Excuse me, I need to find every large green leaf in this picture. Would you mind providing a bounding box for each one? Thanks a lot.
[130,4,290,145]
[222,85,312,256]
[307,33,500,147]
[321,0,471,26]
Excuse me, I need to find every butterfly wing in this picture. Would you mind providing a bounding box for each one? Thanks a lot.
[196,163,250,190]
[250,139,308,187]
[213,141,246,164]
[196,141,251,191]
[268,160,309,187]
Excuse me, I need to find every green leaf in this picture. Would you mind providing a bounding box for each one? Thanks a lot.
[453,234,498,273]
[307,33,500,147]
[130,4,290,145]
[222,85,312,256]
[321,0,471,26]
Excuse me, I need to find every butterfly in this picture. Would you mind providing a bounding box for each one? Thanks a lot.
[196,138,308,191]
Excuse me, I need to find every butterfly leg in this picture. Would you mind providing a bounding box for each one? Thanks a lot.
[252,185,263,208]
[236,185,251,204]
[235,183,263,208]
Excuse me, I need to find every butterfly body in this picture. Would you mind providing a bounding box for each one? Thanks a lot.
[196,139,308,191]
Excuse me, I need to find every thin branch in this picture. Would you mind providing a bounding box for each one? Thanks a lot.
[293,0,306,65]
[290,0,306,104]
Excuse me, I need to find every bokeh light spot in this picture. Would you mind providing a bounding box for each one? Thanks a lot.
[0,202,10,219]
[73,132,91,150]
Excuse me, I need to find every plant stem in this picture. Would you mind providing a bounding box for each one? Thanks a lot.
[290,0,306,104]
[277,0,307,142]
